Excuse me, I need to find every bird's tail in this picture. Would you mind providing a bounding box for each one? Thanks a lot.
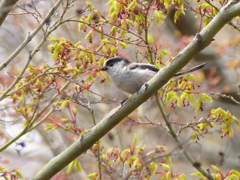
[174,63,206,77]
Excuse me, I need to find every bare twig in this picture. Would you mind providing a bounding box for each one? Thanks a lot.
[0,0,63,71]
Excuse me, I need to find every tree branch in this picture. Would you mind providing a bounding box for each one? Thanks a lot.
[0,0,18,26]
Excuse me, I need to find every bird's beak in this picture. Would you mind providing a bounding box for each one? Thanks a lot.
[101,66,107,71]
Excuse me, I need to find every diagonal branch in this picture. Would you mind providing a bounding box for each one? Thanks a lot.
[0,0,18,26]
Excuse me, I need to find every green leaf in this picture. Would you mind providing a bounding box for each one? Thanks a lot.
[110,26,117,35]
[133,133,137,145]
[165,155,171,166]
[161,163,170,171]
[195,97,202,112]
[159,49,170,55]
[165,171,171,180]
[150,162,157,175]
[78,22,84,31]
[175,174,186,180]
[87,172,98,178]
[147,33,153,44]
[121,149,130,160]
[16,170,23,178]
[211,165,220,172]
[186,74,196,80]
[165,91,180,106]
[0,166,7,171]
[229,170,240,177]
[48,36,59,42]
[200,93,213,102]
[60,118,69,122]
[52,44,62,60]
[203,16,211,26]
[154,10,165,24]
[101,39,110,44]
[106,0,114,6]
[174,10,185,23]
[67,160,75,173]
[44,123,59,130]
[119,41,128,48]
[85,31,92,40]
[191,172,203,177]
[200,3,211,9]
[86,13,93,23]
[75,160,82,172]
[86,0,93,8]
[127,1,136,9]
[60,100,71,109]
[180,92,194,105]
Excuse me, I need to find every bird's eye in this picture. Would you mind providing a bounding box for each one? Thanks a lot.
[108,62,114,67]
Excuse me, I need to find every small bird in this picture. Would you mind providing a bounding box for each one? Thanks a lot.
[101,57,206,94]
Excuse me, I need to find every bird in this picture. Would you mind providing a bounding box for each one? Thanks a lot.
[101,57,206,94]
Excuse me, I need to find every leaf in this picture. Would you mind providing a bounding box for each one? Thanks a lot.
[195,97,202,112]
[200,93,213,102]
[110,26,117,35]
[106,0,114,6]
[67,160,75,173]
[86,0,93,9]
[180,92,194,105]
[191,172,203,177]
[52,44,62,60]
[150,162,157,175]
[48,36,59,42]
[44,123,59,130]
[200,3,211,9]
[16,170,23,178]
[161,163,170,171]
[175,174,186,180]
[186,74,196,81]
[159,49,170,55]
[78,22,84,31]
[87,172,98,178]
[191,132,198,142]
[60,118,69,122]
[127,1,136,10]
[165,155,172,166]
[147,33,154,44]
[165,91,180,106]
[101,39,110,44]
[154,10,165,24]
[174,10,185,23]
[75,160,82,172]
[86,13,93,23]
[203,16,211,26]
[60,100,71,109]
[133,133,137,145]
[119,41,127,48]
[229,170,240,177]
[85,31,93,40]
[211,165,220,172]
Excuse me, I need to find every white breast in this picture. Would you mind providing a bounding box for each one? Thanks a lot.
[108,66,157,94]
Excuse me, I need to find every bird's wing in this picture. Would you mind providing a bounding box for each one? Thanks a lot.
[128,63,159,72]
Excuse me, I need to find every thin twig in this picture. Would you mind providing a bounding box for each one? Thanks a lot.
[0,0,63,71]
